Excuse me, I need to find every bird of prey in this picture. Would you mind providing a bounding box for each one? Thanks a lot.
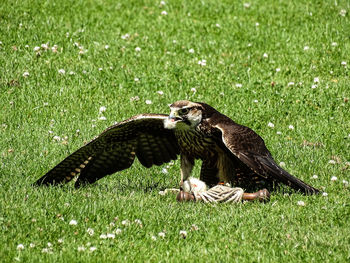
[34,100,319,194]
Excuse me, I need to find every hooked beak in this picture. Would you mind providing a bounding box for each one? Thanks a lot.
[169,112,182,122]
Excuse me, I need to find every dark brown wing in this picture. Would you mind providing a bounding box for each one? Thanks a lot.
[34,114,180,188]
[211,117,319,194]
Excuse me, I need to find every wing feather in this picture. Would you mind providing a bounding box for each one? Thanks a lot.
[212,119,319,194]
[34,114,180,187]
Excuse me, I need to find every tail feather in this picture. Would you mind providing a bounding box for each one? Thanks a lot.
[258,156,320,195]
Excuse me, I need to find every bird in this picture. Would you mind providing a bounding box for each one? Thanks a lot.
[34,100,319,194]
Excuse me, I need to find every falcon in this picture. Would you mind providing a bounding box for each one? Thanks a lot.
[34,100,319,194]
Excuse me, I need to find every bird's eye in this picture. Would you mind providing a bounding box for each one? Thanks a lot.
[178,108,190,115]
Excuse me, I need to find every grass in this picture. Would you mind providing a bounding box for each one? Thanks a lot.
[1,0,349,262]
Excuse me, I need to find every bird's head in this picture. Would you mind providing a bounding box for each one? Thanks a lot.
[164,100,203,129]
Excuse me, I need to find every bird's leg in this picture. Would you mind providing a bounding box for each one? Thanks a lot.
[180,154,194,190]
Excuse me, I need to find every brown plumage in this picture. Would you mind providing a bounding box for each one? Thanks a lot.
[34,100,319,194]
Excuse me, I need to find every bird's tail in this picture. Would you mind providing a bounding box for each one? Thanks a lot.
[258,156,320,195]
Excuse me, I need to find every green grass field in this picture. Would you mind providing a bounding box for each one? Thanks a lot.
[1,0,349,262]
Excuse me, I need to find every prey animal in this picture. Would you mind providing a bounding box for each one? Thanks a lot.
[34,100,319,194]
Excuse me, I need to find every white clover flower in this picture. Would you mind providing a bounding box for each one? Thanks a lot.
[58,239,64,244]
[69,71,75,75]
[53,136,61,141]
[151,235,157,241]
[134,219,142,225]
[215,23,221,28]
[287,82,294,86]
[107,233,115,239]
[121,34,130,40]
[341,61,347,66]
[179,230,187,238]
[276,68,281,72]
[191,88,196,93]
[23,71,29,77]
[314,77,319,83]
[263,53,268,58]
[253,99,258,103]
[41,248,49,253]
[288,125,294,130]
[47,242,52,247]
[279,162,286,167]
[130,96,140,102]
[162,168,168,174]
[157,90,164,95]
[297,201,305,206]
[41,43,49,50]
[105,45,109,50]
[77,246,86,252]
[276,131,282,135]
[90,246,97,252]
[122,219,130,225]
[58,69,65,74]
[69,219,78,225]
[339,9,347,17]
[135,47,141,52]
[255,22,259,26]
[79,48,87,54]
[134,77,139,82]
[115,228,122,234]
[145,100,152,105]
[343,180,349,186]
[161,10,168,15]
[198,59,206,66]
[303,46,309,51]
[100,234,107,239]
[322,192,328,197]
[268,122,275,128]
[51,45,58,52]
[331,42,338,47]
[87,228,94,236]
[189,48,195,53]
[29,243,35,248]
[99,106,106,113]
[34,46,40,51]
[243,3,251,8]
[331,176,337,181]
[98,68,103,71]
[158,232,165,238]
[191,224,199,231]
[311,84,317,89]
[312,175,318,179]
[160,1,166,6]
[17,244,24,250]
[329,160,336,165]
[235,83,242,88]
[98,116,107,121]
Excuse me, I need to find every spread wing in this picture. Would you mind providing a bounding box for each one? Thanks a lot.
[212,117,319,194]
[34,114,180,188]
